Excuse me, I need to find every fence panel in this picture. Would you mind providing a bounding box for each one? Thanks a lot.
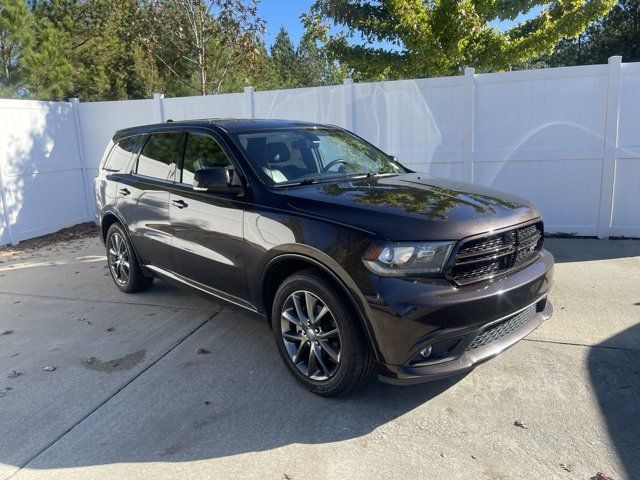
[473,66,609,236]
[1,59,640,246]
[352,77,466,180]
[612,63,640,237]
[0,100,86,244]
[163,93,247,121]
[253,85,345,125]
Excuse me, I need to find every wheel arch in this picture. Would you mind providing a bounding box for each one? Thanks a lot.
[100,211,121,243]
[100,210,147,270]
[259,253,380,362]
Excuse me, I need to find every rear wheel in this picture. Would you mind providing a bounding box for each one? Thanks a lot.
[106,223,153,293]
[272,269,374,396]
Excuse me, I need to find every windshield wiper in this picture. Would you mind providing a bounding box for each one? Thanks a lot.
[278,178,319,187]
[280,172,397,187]
[299,178,318,185]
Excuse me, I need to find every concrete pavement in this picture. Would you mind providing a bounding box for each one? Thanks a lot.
[1,236,638,479]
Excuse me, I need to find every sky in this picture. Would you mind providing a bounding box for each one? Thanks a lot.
[259,0,315,47]
[258,0,542,48]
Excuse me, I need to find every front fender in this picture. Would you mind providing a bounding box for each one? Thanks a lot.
[258,249,382,362]
[243,207,382,360]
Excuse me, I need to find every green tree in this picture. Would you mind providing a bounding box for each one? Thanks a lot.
[269,26,299,88]
[143,0,265,96]
[22,0,163,100]
[543,0,640,66]
[297,24,346,86]
[24,0,118,100]
[310,0,616,79]
[256,24,347,90]
[0,0,31,94]
[21,17,74,99]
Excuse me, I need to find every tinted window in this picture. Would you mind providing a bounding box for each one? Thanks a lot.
[136,132,183,180]
[104,136,140,172]
[181,132,234,185]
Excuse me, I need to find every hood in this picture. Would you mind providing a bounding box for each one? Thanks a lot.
[284,173,540,241]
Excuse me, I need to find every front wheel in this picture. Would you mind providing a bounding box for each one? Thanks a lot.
[105,223,153,293]
[272,269,374,396]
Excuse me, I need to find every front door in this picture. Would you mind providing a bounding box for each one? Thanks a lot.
[169,130,248,306]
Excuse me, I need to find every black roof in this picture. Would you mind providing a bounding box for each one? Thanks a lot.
[113,118,330,141]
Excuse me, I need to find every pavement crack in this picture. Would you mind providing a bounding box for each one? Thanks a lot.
[524,337,640,352]
[6,309,222,479]
[0,290,218,312]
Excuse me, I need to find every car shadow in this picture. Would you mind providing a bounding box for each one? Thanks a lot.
[588,323,640,479]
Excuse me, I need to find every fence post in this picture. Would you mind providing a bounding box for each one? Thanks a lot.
[462,67,475,183]
[153,93,165,122]
[70,98,92,222]
[0,140,16,245]
[343,78,354,131]
[597,56,622,239]
[244,86,255,119]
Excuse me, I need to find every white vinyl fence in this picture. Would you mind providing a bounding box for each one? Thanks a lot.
[1,56,639,246]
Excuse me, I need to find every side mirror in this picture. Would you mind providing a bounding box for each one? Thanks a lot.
[193,167,243,195]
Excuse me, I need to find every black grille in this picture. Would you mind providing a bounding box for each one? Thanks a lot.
[467,305,537,350]
[450,222,543,285]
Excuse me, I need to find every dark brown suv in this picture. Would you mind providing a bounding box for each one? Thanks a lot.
[94,119,554,396]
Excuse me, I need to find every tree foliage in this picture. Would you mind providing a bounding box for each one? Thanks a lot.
[0,0,343,100]
[311,0,617,79]
[142,0,265,96]
[541,0,640,66]
[260,25,346,89]
[0,0,629,100]
[0,0,31,94]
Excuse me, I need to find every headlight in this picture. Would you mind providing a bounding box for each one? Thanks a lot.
[362,241,455,277]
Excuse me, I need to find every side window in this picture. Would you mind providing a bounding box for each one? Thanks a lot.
[136,132,183,181]
[104,136,140,172]
[181,132,234,185]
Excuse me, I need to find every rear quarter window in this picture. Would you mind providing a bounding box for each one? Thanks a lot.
[103,136,142,172]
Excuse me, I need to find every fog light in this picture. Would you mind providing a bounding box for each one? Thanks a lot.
[420,346,432,358]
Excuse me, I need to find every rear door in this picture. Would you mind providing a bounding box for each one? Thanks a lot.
[95,135,142,221]
[169,129,249,305]
[117,130,184,270]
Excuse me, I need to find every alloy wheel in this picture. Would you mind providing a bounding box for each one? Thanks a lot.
[108,232,130,286]
[280,290,342,381]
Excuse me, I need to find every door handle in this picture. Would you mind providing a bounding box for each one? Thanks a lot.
[119,188,131,196]
[172,199,188,209]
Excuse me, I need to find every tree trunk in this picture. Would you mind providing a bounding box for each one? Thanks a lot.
[198,42,207,95]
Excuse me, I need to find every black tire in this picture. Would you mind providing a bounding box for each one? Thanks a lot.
[105,223,153,293]
[272,269,374,396]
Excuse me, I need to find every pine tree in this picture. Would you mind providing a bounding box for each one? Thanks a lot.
[270,26,300,88]
[0,0,31,95]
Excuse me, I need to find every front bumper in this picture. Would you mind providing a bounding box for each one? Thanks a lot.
[377,299,552,384]
[361,249,554,384]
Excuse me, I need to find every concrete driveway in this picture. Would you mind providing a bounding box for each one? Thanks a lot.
[1,234,638,480]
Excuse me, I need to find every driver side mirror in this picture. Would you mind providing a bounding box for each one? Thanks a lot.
[193,167,243,195]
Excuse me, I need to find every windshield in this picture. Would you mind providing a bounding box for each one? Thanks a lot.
[231,127,406,186]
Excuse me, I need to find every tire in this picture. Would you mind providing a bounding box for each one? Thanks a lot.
[105,223,153,293]
[272,269,374,396]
